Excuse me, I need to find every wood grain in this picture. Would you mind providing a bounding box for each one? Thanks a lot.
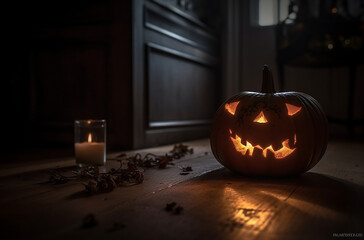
[0,139,363,239]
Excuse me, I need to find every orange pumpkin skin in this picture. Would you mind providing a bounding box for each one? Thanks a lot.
[210,66,328,177]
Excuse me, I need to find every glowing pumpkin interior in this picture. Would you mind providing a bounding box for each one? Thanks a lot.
[224,101,302,159]
[254,111,268,123]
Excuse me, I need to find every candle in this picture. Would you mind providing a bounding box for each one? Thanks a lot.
[75,133,105,166]
[74,120,106,167]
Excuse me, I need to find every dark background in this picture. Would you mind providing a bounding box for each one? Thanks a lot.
[2,0,363,161]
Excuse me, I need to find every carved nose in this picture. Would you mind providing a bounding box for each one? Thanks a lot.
[253,111,268,123]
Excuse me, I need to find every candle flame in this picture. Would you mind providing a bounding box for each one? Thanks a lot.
[88,133,92,143]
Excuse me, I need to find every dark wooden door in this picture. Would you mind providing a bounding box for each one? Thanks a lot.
[132,0,222,147]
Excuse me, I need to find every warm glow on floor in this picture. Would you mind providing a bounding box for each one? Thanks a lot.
[230,130,296,159]
[225,101,240,115]
[260,190,337,218]
[223,187,274,232]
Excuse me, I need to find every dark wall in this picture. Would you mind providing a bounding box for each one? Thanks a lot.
[239,0,364,137]
[2,0,223,159]
[3,0,133,154]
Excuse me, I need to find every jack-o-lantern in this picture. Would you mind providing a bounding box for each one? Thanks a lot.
[210,65,328,176]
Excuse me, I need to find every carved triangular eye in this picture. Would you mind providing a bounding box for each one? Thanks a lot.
[254,111,268,123]
[286,103,302,116]
[225,101,240,115]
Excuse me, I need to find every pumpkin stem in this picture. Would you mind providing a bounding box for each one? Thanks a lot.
[261,65,276,93]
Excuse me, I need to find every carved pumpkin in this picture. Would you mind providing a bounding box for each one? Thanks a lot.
[210,65,328,176]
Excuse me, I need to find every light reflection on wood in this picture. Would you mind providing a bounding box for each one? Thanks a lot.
[221,186,275,234]
[260,190,339,219]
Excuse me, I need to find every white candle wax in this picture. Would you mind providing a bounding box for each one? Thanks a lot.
[75,142,105,166]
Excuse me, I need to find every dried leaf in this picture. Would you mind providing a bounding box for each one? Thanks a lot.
[174,206,184,215]
[108,222,126,232]
[82,214,98,228]
[165,202,177,211]
[170,144,193,159]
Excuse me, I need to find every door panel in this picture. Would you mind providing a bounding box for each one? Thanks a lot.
[133,0,221,147]
[147,43,216,125]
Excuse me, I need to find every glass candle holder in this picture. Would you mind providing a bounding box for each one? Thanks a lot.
[74,120,106,167]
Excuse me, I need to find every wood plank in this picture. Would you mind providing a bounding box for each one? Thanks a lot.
[0,139,363,239]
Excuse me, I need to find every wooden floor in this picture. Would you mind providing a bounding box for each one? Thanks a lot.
[0,139,363,240]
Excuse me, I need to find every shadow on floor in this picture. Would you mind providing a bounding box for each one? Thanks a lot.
[183,168,364,236]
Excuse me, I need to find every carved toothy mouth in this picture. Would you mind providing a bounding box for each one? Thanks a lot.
[229,129,296,159]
